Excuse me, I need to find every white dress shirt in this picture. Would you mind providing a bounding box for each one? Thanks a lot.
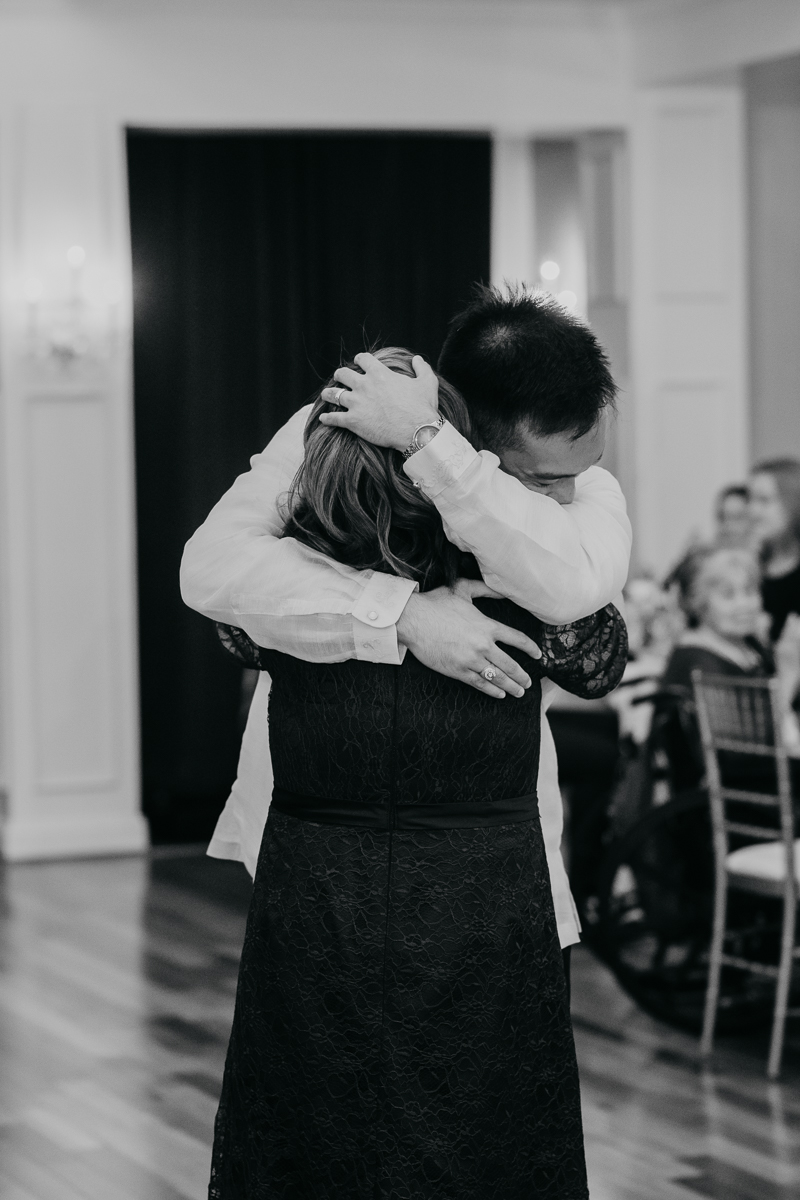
[181,407,632,948]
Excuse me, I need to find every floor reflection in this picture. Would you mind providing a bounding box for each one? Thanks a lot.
[0,850,797,1199]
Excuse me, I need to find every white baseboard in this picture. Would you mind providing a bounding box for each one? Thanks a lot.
[0,812,149,861]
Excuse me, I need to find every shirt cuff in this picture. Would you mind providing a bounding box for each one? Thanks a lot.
[352,571,418,665]
[402,421,479,497]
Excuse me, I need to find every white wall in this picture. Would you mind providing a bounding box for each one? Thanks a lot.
[0,1,631,131]
[581,132,631,501]
[629,86,748,575]
[631,0,800,85]
[491,138,538,289]
[0,107,146,859]
[746,55,800,464]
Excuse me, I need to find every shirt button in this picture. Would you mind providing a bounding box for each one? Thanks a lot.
[367,610,378,621]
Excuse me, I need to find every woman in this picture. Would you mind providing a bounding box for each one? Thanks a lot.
[208,348,627,1200]
[662,547,773,694]
[660,547,800,787]
[750,458,800,641]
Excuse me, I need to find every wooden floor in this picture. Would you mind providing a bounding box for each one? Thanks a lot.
[0,851,798,1200]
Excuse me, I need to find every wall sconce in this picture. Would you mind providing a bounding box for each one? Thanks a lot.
[23,246,121,369]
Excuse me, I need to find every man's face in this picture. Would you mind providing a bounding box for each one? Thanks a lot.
[497,415,607,505]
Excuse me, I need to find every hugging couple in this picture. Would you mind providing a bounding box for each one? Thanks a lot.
[181,284,631,1199]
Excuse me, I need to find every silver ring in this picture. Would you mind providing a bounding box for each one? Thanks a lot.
[483,667,497,682]
[333,386,346,407]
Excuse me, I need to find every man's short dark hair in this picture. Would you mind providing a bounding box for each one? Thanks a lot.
[437,283,616,450]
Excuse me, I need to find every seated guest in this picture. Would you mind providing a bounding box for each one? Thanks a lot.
[715,483,752,549]
[626,574,684,661]
[661,548,800,788]
[750,458,800,640]
[663,478,753,621]
[605,574,684,747]
[663,548,774,691]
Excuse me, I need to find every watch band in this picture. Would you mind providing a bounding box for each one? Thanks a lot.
[402,415,444,459]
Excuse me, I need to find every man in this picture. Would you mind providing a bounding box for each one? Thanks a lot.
[181,285,631,965]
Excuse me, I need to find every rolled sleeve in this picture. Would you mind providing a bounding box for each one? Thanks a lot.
[405,423,631,623]
[352,571,418,664]
[402,422,479,497]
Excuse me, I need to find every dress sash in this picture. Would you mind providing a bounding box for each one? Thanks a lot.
[271,787,540,830]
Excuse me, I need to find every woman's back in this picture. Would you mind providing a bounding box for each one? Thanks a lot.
[213,598,623,1200]
[223,597,625,814]
[264,599,542,810]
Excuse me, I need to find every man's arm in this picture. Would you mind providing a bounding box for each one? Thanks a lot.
[320,353,631,623]
[180,407,540,699]
[180,405,417,665]
[405,430,631,623]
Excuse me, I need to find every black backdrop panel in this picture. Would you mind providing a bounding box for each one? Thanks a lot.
[127,130,491,843]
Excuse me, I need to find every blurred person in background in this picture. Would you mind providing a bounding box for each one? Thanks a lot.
[660,547,800,789]
[551,573,680,915]
[714,483,752,549]
[624,574,684,662]
[659,481,752,605]
[664,548,775,691]
[661,479,753,619]
[750,458,800,641]
[602,498,800,874]
[608,572,685,742]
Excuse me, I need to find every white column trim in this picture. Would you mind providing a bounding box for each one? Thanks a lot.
[629,85,748,575]
[0,106,146,861]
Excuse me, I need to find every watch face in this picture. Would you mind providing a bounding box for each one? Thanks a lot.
[415,420,442,450]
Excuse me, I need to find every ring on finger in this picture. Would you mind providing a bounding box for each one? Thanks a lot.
[333,386,346,406]
[483,666,497,682]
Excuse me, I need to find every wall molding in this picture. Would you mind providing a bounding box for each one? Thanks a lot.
[0,107,144,861]
[630,85,748,574]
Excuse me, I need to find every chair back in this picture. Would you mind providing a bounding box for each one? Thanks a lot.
[691,671,795,883]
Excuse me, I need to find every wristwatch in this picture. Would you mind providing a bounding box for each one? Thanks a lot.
[402,415,444,459]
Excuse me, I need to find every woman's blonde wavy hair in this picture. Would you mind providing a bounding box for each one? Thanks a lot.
[282,347,477,591]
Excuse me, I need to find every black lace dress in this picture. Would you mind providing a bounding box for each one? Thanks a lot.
[209,599,626,1200]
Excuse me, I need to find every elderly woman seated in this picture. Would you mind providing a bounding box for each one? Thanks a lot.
[660,547,800,788]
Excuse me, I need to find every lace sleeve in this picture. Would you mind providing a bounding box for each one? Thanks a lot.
[538,603,628,699]
[216,622,268,670]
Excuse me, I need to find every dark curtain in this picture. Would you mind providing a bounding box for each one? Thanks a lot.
[127,130,491,844]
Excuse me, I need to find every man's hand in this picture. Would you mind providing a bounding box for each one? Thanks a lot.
[396,579,541,699]
[318,352,440,451]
